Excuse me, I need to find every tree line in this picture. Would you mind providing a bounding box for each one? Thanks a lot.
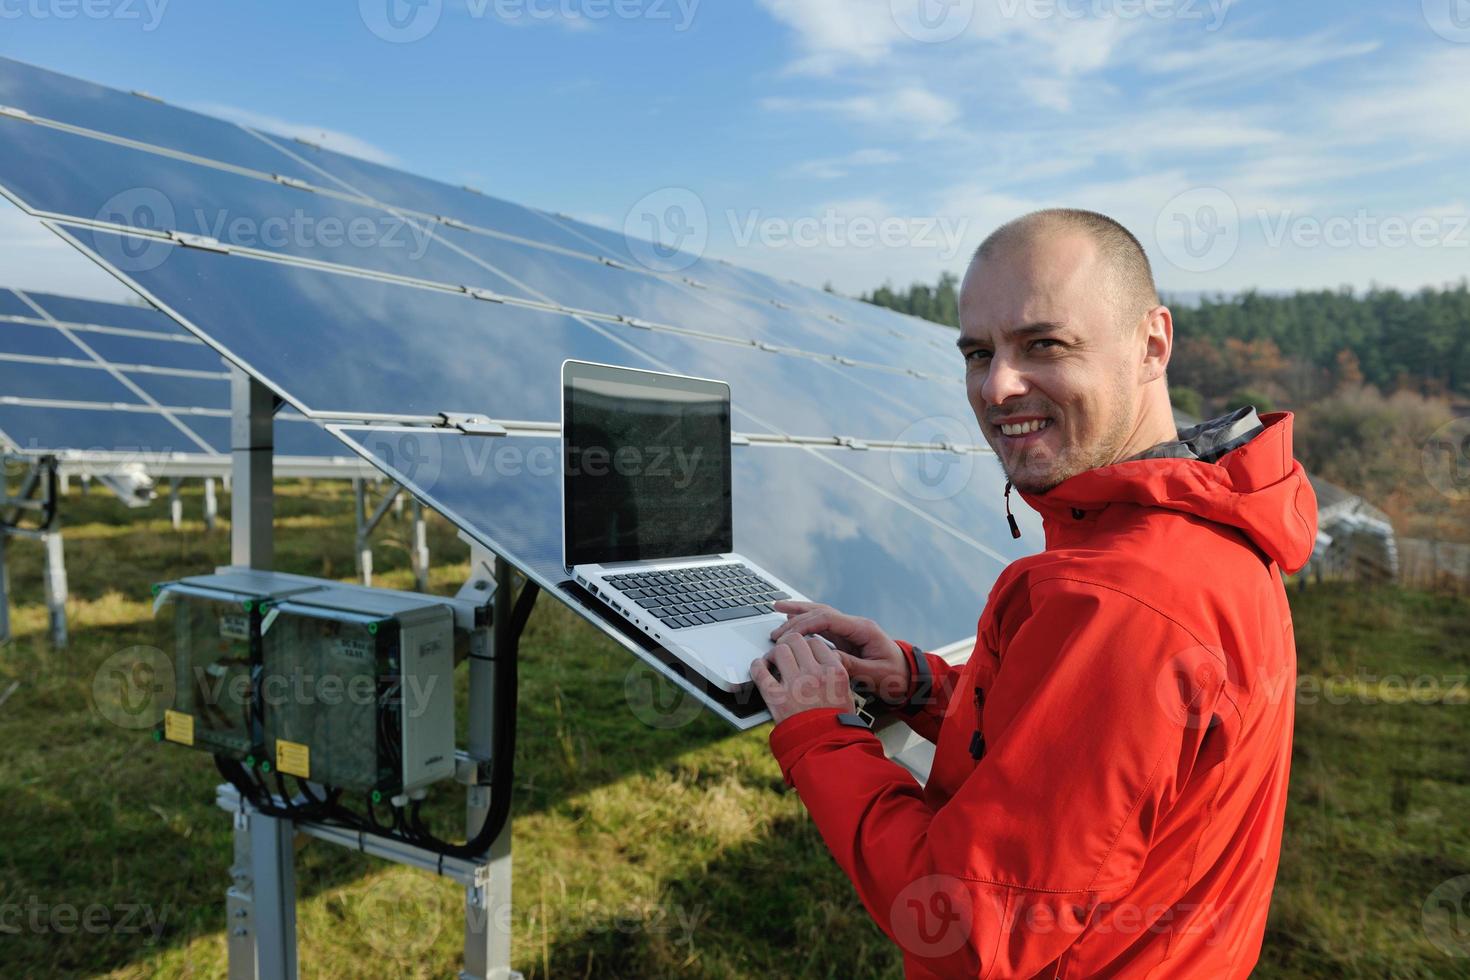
[860,276,1470,543]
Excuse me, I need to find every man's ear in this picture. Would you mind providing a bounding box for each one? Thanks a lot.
[1140,305,1173,383]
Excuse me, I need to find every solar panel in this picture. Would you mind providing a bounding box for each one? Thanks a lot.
[0,58,1040,694]
[0,288,37,319]
[253,134,609,257]
[0,57,315,183]
[0,289,354,462]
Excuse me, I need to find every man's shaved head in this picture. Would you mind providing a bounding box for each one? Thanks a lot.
[975,209,1160,326]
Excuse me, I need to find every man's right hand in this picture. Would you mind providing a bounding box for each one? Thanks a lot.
[770,601,912,708]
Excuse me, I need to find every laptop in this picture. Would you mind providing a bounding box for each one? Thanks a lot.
[561,359,812,693]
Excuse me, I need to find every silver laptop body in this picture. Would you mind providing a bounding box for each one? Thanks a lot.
[561,360,809,693]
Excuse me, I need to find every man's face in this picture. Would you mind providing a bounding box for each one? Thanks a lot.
[957,231,1143,493]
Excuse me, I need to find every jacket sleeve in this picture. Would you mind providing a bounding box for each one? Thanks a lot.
[769,577,1228,979]
[894,640,961,744]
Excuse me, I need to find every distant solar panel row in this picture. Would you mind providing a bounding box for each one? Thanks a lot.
[0,287,350,459]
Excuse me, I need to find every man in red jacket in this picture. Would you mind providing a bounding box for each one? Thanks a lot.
[750,209,1318,978]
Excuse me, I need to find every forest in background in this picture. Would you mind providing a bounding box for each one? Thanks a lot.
[859,275,1470,543]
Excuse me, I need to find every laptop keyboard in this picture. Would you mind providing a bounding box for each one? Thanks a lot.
[604,563,790,631]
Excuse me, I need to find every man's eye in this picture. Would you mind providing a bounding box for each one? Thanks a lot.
[1030,339,1061,352]
[964,349,991,362]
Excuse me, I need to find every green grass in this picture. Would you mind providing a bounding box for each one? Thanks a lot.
[0,480,1466,978]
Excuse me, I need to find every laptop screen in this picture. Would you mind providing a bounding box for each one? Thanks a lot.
[562,361,734,568]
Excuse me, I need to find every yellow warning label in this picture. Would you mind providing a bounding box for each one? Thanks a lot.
[164,710,194,746]
[276,740,310,778]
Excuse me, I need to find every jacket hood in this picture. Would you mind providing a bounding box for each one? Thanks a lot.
[1015,411,1319,573]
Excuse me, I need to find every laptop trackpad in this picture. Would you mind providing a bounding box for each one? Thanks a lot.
[732,617,783,655]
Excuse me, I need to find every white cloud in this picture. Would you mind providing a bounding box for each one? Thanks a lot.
[791,148,903,179]
[764,85,960,133]
[1326,47,1470,148]
[755,0,909,71]
[186,103,400,166]
[1145,33,1381,94]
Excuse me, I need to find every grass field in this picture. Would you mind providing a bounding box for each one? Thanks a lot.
[0,479,1466,978]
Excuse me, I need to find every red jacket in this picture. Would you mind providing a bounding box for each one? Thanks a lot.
[770,412,1318,978]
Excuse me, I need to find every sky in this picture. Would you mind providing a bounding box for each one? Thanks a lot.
[1,0,1468,303]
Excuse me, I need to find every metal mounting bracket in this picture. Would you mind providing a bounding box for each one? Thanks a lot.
[439,413,510,437]
[168,231,230,253]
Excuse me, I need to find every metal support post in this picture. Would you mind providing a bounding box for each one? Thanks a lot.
[204,477,218,531]
[353,480,402,588]
[226,367,296,980]
[41,531,67,648]
[169,478,183,530]
[460,551,521,980]
[0,526,9,646]
[58,472,69,495]
[412,498,430,593]
[353,478,372,586]
[1,456,65,647]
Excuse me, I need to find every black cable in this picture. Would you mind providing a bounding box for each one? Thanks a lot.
[417,578,539,860]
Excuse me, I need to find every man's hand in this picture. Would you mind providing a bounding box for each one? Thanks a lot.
[770,601,911,708]
[750,631,856,725]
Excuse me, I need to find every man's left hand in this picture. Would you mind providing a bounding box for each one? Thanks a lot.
[750,631,856,725]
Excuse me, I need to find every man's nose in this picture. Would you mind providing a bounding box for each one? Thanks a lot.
[978,355,1028,406]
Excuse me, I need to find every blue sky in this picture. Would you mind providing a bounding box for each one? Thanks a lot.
[1,0,1468,302]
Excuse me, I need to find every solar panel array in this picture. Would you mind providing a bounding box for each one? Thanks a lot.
[0,287,354,462]
[0,57,1043,712]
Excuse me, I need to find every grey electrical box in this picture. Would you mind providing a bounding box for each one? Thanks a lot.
[154,568,485,797]
[153,569,326,761]
[263,586,456,795]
